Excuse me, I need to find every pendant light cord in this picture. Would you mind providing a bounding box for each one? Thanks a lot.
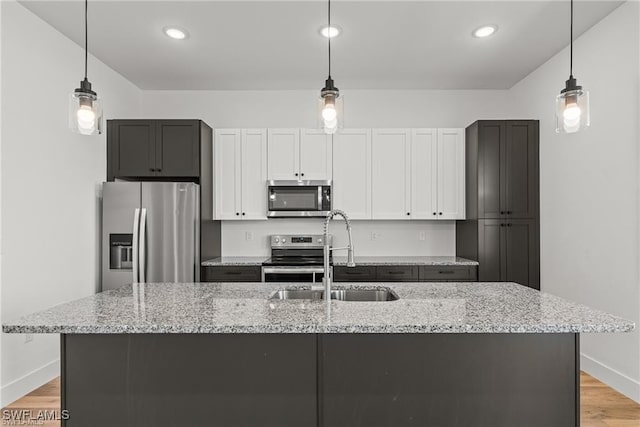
[328,0,331,78]
[84,0,88,80]
[569,0,573,78]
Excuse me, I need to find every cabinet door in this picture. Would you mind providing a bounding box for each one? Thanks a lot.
[109,120,156,178]
[214,129,241,220]
[504,219,540,289]
[156,120,200,177]
[477,121,506,219]
[241,129,268,220]
[437,129,466,220]
[300,129,332,180]
[410,129,438,220]
[333,129,372,219]
[371,129,411,219]
[267,129,300,180]
[505,121,539,219]
[478,219,503,282]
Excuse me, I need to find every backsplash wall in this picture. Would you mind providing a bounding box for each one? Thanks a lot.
[218,220,455,257]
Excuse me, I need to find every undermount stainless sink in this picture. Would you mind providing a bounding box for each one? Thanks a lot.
[269,288,399,302]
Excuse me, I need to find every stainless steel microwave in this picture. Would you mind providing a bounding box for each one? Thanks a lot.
[267,180,332,218]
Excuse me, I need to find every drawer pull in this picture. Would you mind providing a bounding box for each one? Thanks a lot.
[438,271,455,274]
[345,271,365,275]
[387,271,405,275]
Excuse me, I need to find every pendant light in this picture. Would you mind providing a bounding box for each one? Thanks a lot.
[320,0,339,134]
[69,0,102,135]
[555,0,589,134]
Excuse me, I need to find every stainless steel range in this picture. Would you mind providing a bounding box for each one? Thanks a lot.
[261,234,332,282]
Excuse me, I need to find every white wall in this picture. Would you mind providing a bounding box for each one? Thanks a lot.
[141,88,510,129]
[0,2,142,406]
[508,1,640,401]
[142,88,510,254]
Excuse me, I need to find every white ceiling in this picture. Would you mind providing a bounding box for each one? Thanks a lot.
[19,0,623,90]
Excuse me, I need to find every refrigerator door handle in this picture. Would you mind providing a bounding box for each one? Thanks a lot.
[132,208,141,283]
[139,208,147,283]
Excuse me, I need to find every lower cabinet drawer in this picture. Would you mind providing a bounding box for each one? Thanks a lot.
[333,266,377,282]
[376,266,419,282]
[419,266,478,282]
[202,266,262,282]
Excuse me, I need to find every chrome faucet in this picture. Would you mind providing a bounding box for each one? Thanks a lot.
[322,209,356,300]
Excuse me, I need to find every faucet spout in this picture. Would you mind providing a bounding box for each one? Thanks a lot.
[323,209,356,300]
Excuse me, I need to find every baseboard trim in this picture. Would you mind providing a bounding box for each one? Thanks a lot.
[1,359,59,407]
[581,352,640,403]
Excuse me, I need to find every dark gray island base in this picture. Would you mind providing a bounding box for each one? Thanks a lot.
[62,333,578,427]
[5,282,633,427]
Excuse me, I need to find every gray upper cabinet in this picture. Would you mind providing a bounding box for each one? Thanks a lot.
[108,120,201,180]
[472,121,539,220]
[504,121,539,219]
[156,120,200,177]
[109,120,157,179]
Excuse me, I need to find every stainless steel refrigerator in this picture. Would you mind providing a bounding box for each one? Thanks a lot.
[101,182,200,291]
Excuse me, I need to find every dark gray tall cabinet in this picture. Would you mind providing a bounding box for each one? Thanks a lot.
[456,120,540,289]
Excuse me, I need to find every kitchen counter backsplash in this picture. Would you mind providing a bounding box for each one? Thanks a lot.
[202,257,268,266]
[202,256,478,266]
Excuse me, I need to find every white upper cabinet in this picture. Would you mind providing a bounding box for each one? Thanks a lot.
[333,129,372,219]
[215,129,267,220]
[436,128,465,220]
[411,129,438,219]
[300,129,332,181]
[214,129,241,220]
[267,129,300,180]
[267,129,333,181]
[241,129,268,220]
[371,129,411,219]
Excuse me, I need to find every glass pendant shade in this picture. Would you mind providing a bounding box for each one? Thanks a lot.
[69,79,102,135]
[555,78,590,134]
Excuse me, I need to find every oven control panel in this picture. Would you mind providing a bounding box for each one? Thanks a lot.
[270,234,331,248]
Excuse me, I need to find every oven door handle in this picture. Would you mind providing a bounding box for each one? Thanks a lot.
[262,267,326,275]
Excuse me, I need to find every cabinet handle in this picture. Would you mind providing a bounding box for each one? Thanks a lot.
[439,212,443,215]
[507,223,512,227]
[149,168,155,172]
[387,271,405,275]
[507,211,512,214]
[295,173,299,177]
[406,212,410,216]
[345,271,364,275]
[433,212,437,216]
[500,223,505,227]
[242,212,246,216]
[438,271,455,275]
[301,173,305,177]
[236,212,240,216]
[500,211,505,215]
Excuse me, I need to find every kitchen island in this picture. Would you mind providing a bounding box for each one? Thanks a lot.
[3,282,634,427]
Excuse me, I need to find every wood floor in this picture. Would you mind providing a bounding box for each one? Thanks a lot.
[3,372,639,426]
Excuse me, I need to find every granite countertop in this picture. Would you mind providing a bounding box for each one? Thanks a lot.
[3,282,633,335]
[202,256,479,267]
[201,257,268,266]
[333,256,478,266]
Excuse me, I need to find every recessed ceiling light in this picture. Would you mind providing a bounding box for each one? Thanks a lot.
[163,27,189,40]
[320,26,341,38]
[473,25,498,38]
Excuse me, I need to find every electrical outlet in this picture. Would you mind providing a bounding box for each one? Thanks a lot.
[245,231,253,241]
[419,231,426,241]
[25,334,34,344]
